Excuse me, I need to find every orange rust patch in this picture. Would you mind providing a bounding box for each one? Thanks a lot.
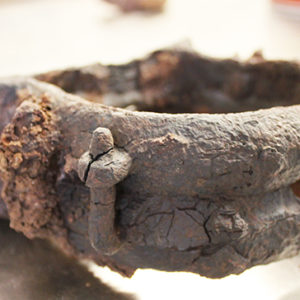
[0,93,70,251]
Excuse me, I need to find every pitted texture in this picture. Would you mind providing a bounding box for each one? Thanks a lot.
[0,93,69,249]
[0,48,300,279]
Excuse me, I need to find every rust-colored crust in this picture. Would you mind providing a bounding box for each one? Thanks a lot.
[0,49,300,279]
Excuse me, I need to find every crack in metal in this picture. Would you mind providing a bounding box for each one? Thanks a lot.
[83,147,113,183]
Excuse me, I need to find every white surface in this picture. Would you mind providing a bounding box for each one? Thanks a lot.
[0,0,299,78]
[86,256,300,300]
[1,1,300,299]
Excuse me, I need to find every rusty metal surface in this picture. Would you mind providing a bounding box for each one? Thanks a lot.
[0,50,300,278]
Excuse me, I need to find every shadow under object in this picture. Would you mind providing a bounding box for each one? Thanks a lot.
[0,220,135,300]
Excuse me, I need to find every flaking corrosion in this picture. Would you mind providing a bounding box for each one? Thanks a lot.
[37,49,300,114]
[0,49,300,278]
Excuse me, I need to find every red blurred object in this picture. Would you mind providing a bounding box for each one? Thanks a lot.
[273,0,300,5]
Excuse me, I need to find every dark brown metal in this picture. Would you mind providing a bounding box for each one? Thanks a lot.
[0,49,300,279]
[36,49,300,114]
[78,127,132,255]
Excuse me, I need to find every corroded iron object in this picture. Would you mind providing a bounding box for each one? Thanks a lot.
[0,50,300,278]
[36,49,300,114]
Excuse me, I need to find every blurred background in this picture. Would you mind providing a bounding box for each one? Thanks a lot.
[0,0,300,77]
[0,0,300,299]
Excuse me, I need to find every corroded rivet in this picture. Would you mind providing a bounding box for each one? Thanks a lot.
[86,149,132,188]
[77,127,132,256]
[89,127,114,159]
